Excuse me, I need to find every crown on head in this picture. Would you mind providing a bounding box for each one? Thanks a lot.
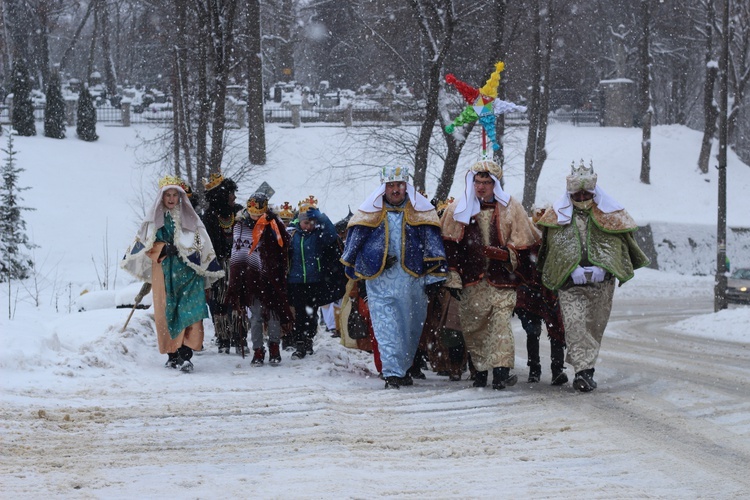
[278,201,295,220]
[158,175,187,190]
[203,172,225,192]
[470,159,502,180]
[380,166,410,184]
[436,196,455,213]
[298,195,318,212]
[566,159,597,192]
[246,194,269,216]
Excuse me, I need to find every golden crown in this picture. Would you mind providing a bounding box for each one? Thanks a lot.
[246,196,268,216]
[298,195,318,211]
[436,196,455,212]
[278,201,295,219]
[203,172,225,191]
[158,175,187,190]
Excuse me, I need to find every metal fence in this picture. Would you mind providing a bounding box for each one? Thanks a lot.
[1,101,601,128]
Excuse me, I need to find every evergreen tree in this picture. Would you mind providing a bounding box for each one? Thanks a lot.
[0,132,35,282]
[44,70,66,139]
[76,85,98,142]
[10,59,36,137]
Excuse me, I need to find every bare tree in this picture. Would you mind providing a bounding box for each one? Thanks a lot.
[246,0,266,165]
[698,0,718,174]
[201,0,238,174]
[408,0,456,192]
[522,0,553,211]
[639,0,653,185]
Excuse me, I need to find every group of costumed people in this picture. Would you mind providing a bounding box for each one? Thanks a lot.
[120,60,648,392]
[339,159,647,391]
[121,174,346,371]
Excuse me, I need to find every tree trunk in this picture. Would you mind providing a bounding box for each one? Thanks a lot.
[409,0,455,192]
[435,122,475,202]
[60,1,95,72]
[639,0,652,185]
[98,0,118,96]
[491,0,508,169]
[195,3,211,183]
[32,2,51,89]
[698,0,717,175]
[522,0,543,211]
[86,3,99,83]
[171,0,194,185]
[207,0,238,174]
[246,0,266,165]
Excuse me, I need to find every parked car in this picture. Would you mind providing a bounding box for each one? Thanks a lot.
[726,267,750,304]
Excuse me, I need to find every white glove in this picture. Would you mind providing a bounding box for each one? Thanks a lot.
[588,266,606,283]
[570,266,587,285]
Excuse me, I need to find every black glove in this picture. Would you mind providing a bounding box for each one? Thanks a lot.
[159,243,179,259]
[425,282,443,299]
[448,288,463,301]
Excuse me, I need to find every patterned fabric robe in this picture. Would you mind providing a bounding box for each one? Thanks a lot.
[537,204,649,372]
[341,201,447,378]
[440,198,540,372]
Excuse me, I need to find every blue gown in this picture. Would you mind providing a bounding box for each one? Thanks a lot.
[367,210,440,378]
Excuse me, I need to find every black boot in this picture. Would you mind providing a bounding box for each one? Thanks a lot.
[268,342,281,365]
[492,367,518,390]
[217,338,230,354]
[291,341,307,359]
[176,345,194,373]
[164,351,179,369]
[550,339,568,385]
[384,376,401,389]
[305,337,314,355]
[447,344,465,381]
[573,368,596,392]
[473,370,488,387]
[528,364,542,383]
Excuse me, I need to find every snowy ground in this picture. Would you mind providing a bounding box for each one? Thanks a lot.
[1,123,750,497]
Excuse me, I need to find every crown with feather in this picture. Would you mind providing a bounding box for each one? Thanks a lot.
[566,159,597,192]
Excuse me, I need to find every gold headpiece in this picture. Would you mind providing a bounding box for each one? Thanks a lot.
[203,172,225,192]
[278,201,295,221]
[158,175,187,190]
[436,197,455,213]
[247,195,269,216]
[470,159,502,180]
[298,195,318,213]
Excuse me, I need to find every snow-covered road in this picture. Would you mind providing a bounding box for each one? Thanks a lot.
[2,292,749,498]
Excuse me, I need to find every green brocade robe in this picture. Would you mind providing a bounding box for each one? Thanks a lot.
[537,206,650,291]
[158,214,209,338]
